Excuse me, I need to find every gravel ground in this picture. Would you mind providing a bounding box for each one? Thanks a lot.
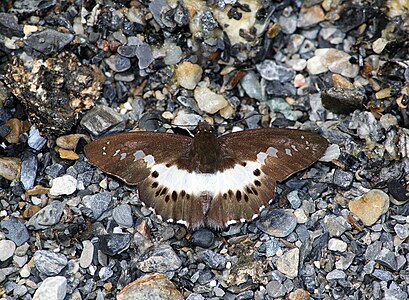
[0,0,408,299]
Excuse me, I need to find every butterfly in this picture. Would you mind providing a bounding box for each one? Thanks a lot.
[84,121,328,229]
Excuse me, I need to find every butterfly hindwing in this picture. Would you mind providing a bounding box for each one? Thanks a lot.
[206,128,328,227]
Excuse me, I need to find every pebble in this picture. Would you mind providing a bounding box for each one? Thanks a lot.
[257,60,296,81]
[394,224,409,240]
[321,87,364,114]
[297,5,325,28]
[276,248,299,279]
[375,248,397,271]
[162,41,182,65]
[198,249,227,270]
[372,38,388,54]
[32,276,67,300]
[190,228,215,248]
[136,245,182,273]
[112,204,134,228]
[257,209,297,237]
[348,190,390,226]
[288,289,311,300]
[186,294,205,300]
[266,280,286,298]
[28,126,47,150]
[58,148,79,160]
[79,240,94,269]
[0,157,21,181]
[56,134,90,150]
[0,217,30,246]
[294,208,308,224]
[324,215,351,237]
[26,201,65,230]
[98,233,132,256]
[332,169,354,189]
[34,250,68,276]
[25,29,74,55]
[135,43,154,69]
[82,191,112,220]
[0,13,24,37]
[194,86,228,114]
[175,62,203,90]
[4,118,22,143]
[105,54,131,72]
[240,71,263,101]
[265,238,280,257]
[328,238,348,252]
[117,273,184,300]
[50,175,77,196]
[0,240,16,261]
[80,105,125,136]
[20,152,38,190]
[326,269,346,280]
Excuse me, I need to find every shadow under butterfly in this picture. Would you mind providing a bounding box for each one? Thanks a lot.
[84,121,328,229]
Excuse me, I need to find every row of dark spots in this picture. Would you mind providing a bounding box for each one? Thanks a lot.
[222,180,261,202]
[152,182,189,203]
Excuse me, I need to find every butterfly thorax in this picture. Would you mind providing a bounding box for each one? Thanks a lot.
[190,131,221,173]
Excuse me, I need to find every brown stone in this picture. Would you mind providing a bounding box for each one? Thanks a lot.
[58,148,80,160]
[4,118,23,144]
[0,157,21,180]
[56,134,90,150]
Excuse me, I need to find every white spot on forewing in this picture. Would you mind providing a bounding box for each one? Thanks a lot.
[102,146,106,151]
[285,148,292,156]
[226,220,238,226]
[167,218,174,223]
[240,218,246,223]
[150,161,262,197]
[266,147,278,157]
[106,141,110,145]
[102,152,107,156]
[257,152,268,164]
[144,155,155,167]
[259,205,265,212]
[251,214,259,220]
[133,150,146,161]
[113,149,120,157]
[177,219,188,226]
[120,153,127,160]
[291,145,298,151]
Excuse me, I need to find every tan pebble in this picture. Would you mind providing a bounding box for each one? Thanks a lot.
[219,104,235,119]
[0,157,21,181]
[175,62,203,90]
[332,74,354,90]
[26,185,50,196]
[56,134,90,150]
[289,288,311,300]
[5,118,23,144]
[23,205,41,219]
[194,86,228,114]
[348,189,390,226]
[375,88,391,99]
[58,148,80,160]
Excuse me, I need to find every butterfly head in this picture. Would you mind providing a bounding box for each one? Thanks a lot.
[196,121,214,134]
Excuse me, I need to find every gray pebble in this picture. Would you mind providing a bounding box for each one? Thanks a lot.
[135,43,154,69]
[80,105,125,136]
[136,244,182,273]
[20,152,37,190]
[0,240,16,261]
[326,269,346,280]
[79,240,94,269]
[190,228,215,248]
[332,169,354,189]
[266,280,286,298]
[28,127,47,150]
[82,192,112,220]
[257,209,297,237]
[197,249,226,270]
[240,71,262,101]
[375,248,397,271]
[105,54,131,73]
[0,217,29,246]
[256,60,295,81]
[113,204,133,228]
[25,29,73,55]
[34,250,68,276]
[265,238,280,257]
[287,190,302,209]
[372,269,393,281]
[394,223,409,240]
[32,276,67,300]
[26,201,65,230]
[186,293,205,300]
[99,233,132,256]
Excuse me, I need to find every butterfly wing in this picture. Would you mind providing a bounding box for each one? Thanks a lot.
[206,128,328,227]
[84,132,206,227]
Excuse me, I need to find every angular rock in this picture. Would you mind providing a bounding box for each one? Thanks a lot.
[79,240,94,269]
[33,276,67,300]
[34,250,68,276]
[176,62,203,90]
[321,88,364,114]
[257,209,297,238]
[198,249,226,270]
[20,152,37,190]
[348,190,390,226]
[0,157,21,181]
[0,217,30,246]
[50,175,77,196]
[276,248,299,278]
[25,29,73,55]
[194,86,228,114]
[26,201,65,230]
[99,233,132,256]
[80,105,125,136]
[136,245,182,273]
[82,192,112,220]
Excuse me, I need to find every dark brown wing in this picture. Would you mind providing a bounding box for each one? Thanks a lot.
[84,132,206,227]
[206,128,328,227]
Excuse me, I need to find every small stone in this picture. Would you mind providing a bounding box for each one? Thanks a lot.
[162,41,182,65]
[328,238,347,252]
[266,280,286,298]
[21,152,38,190]
[372,38,388,54]
[79,240,94,269]
[257,60,296,81]
[135,43,154,69]
[276,248,299,278]
[32,276,67,300]
[198,249,226,270]
[117,273,183,300]
[194,86,228,114]
[0,240,16,261]
[25,29,73,55]
[190,228,215,248]
[4,118,23,143]
[375,248,397,270]
[257,209,297,237]
[332,169,354,189]
[58,148,80,160]
[297,5,325,28]
[81,105,125,136]
[99,233,132,256]
[348,190,390,226]
[105,54,131,72]
[56,134,90,150]
[289,289,311,300]
[287,190,302,209]
[112,204,134,228]
[365,241,382,261]
[332,74,354,90]
[26,201,65,230]
[0,157,21,181]
[240,71,263,101]
[50,175,77,196]
[394,224,409,240]
[326,269,346,280]
[82,192,112,220]
[372,269,393,281]
[213,286,225,297]
[265,238,280,257]
[0,13,24,37]
[136,244,182,273]
[28,126,47,150]
[186,293,205,300]
[324,215,351,237]
[335,252,355,270]
[175,62,203,90]
[294,208,308,223]
[0,217,30,246]
[34,250,68,276]
[321,88,364,114]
